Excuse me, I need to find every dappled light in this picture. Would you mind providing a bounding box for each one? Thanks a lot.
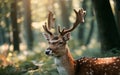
[0,0,120,75]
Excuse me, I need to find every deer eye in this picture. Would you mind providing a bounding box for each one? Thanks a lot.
[59,41,63,44]
[48,42,55,45]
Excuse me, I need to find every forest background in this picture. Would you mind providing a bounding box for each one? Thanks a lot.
[0,0,120,75]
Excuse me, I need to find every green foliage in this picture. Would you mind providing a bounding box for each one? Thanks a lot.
[20,51,58,75]
[102,48,120,57]
[68,39,80,50]
[0,65,25,75]
[19,61,39,71]
[0,0,13,17]
[0,49,59,75]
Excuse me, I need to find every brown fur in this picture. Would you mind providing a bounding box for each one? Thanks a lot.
[56,46,120,75]
[75,57,120,75]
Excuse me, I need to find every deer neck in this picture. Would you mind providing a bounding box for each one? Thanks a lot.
[54,45,75,75]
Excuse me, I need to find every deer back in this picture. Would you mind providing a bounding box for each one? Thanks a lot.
[75,57,120,75]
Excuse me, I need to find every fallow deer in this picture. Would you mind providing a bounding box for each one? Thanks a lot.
[42,8,120,75]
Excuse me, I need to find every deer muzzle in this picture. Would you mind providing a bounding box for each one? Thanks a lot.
[45,48,53,55]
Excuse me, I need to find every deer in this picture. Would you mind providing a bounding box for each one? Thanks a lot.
[42,8,120,75]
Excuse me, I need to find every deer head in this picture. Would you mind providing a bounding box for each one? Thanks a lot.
[43,8,86,57]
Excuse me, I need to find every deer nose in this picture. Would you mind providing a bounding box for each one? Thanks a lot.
[45,50,50,55]
[45,48,52,55]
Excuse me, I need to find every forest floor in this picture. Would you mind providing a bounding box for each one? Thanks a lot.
[0,41,119,75]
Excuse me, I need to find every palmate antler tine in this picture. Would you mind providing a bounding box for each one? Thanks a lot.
[79,8,86,22]
[59,8,86,36]
[48,11,55,30]
[43,22,53,35]
[43,11,56,36]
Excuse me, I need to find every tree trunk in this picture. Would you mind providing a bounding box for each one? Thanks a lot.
[23,0,33,50]
[3,3,11,46]
[0,26,5,45]
[115,0,120,35]
[92,0,120,52]
[78,0,86,45]
[10,0,20,51]
[59,0,72,28]
[85,7,94,46]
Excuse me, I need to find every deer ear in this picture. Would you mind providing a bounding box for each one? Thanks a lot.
[64,32,71,41]
[43,33,50,41]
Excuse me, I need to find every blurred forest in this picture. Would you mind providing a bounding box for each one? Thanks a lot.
[0,0,120,75]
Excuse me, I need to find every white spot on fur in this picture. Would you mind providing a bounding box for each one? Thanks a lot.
[89,64,92,67]
[113,63,116,65]
[104,72,107,75]
[117,59,119,62]
[86,72,89,74]
[89,71,93,75]
[104,68,107,71]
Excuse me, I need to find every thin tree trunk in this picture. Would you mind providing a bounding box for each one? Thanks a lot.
[4,3,11,46]
[59,0,72,28]
[78,0,86,45]
[85,7,94,46]
[115,0,120,35]
[0,6,5,45]
[0,26,5,45]
[23,0,33,50]
[10,0,20,51]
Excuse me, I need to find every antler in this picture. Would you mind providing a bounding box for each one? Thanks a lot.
[48,11,55,30]
[58,8,86,36]
[43,11,55,36]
